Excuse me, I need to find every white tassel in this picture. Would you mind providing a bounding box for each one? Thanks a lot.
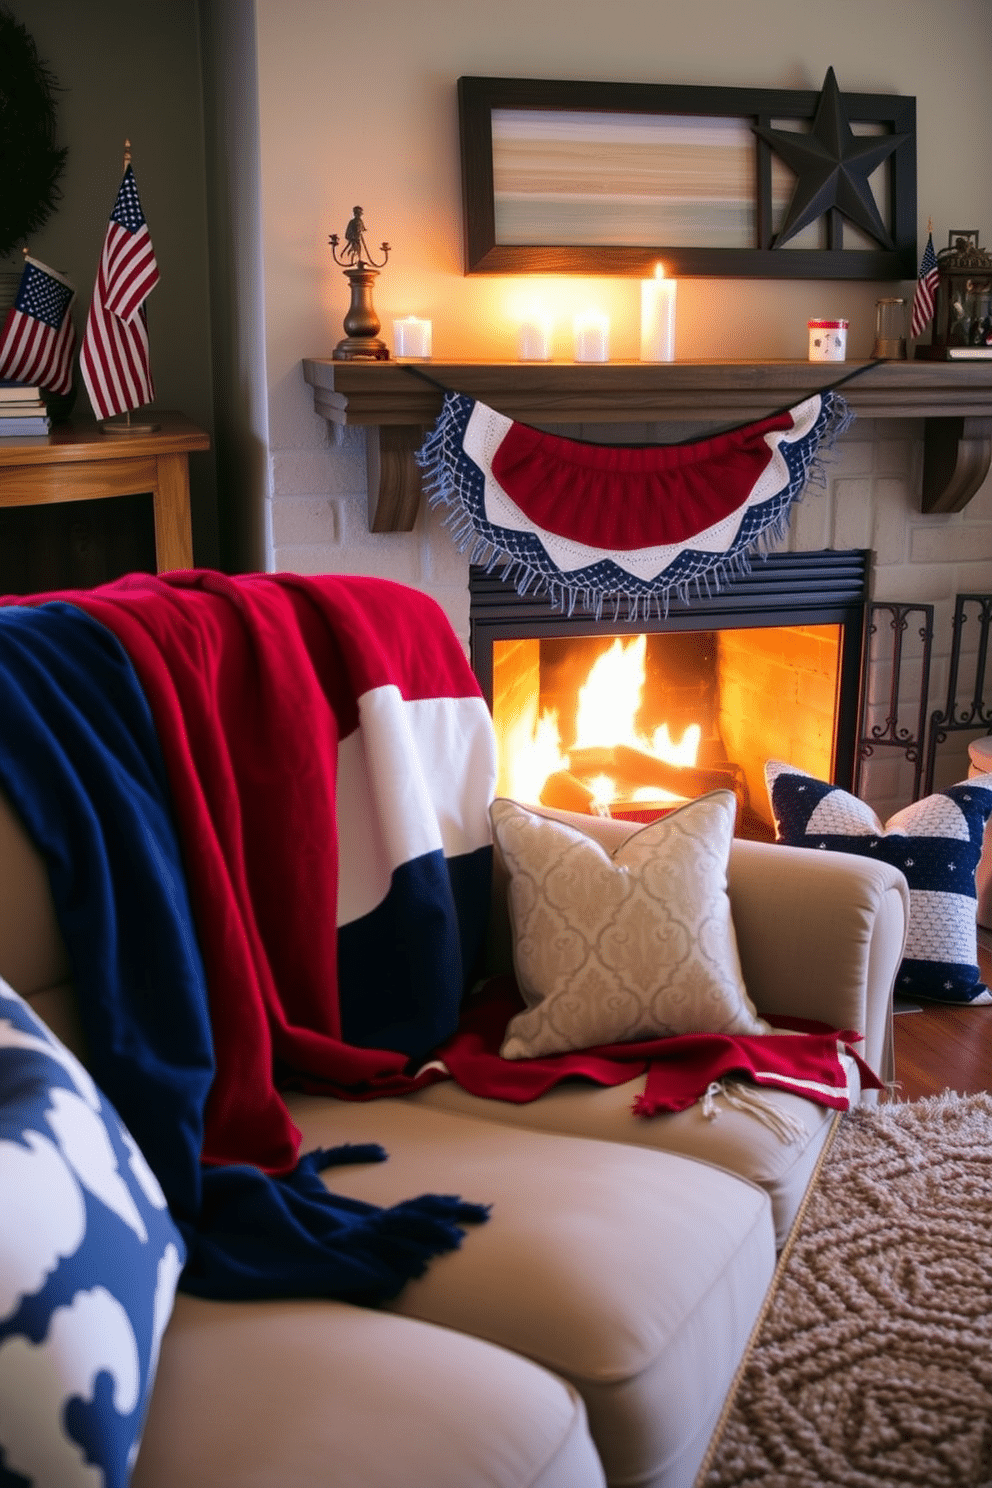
[698,1080,808,1143]
[701,1081,723,1120]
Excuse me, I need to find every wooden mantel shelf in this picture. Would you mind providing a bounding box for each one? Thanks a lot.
[303,357,992,531]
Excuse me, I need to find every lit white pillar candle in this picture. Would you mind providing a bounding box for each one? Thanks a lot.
[393,316,432,358]
[573,311,609,362]
[518,316,552,361]
[640,265,677,362]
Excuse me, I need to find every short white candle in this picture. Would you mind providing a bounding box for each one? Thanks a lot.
[518,317,552,361]
[573,311,609,362]
[640,265,677,362]
[393,316,432,359]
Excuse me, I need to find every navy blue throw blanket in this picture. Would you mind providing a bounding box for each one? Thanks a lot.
[0,602,488,1304]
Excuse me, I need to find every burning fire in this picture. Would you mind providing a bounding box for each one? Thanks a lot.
[502,635,701,815]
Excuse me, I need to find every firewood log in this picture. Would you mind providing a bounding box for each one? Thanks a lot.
[568,744,740,800]
[539,770,598,814]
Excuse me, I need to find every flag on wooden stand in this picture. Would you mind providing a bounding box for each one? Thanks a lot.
[910,229,939,340]
[80,162,160,420]
[0,257,76,396]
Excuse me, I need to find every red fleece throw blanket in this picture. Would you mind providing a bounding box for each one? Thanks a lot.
[1,572,872,1312]
[432,977,882,1112]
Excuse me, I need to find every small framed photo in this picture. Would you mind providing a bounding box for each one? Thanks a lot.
[948,229,980,250]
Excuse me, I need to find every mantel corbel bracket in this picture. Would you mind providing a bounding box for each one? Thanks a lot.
[364,424,428,532]
[921,416,992,514]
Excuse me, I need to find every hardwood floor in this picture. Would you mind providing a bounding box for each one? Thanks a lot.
[889,929,992,1100]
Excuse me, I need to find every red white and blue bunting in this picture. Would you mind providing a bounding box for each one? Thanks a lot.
[417,388,854,618]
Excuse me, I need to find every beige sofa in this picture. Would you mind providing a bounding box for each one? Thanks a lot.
[0,788,908,1488]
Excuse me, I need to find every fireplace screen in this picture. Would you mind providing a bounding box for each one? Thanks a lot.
[471,551,868,842]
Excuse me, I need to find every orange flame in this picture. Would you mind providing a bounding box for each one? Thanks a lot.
[504,636,700,809]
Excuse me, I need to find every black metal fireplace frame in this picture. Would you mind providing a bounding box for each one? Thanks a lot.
[470,549,870,791]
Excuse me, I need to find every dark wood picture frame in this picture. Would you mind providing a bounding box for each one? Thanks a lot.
[458,75,917,279]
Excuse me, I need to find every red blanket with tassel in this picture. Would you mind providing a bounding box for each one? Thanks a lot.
[432,976,881,1112]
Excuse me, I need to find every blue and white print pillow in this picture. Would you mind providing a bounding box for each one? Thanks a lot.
[0,975,185,1487]
[765,762,992,1006]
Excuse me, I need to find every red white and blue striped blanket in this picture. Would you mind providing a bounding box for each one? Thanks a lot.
[0,573,496,1301]
[34,570,497,1149]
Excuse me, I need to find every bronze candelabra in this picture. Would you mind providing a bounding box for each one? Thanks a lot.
[328,207,391,361]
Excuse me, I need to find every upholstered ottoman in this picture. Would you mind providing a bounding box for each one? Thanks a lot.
[287,1094,776,1488]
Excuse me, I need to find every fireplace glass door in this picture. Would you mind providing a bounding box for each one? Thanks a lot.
[471,551,868,842]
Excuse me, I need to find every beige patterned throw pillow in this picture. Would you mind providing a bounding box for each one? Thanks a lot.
[491,793,768,1059]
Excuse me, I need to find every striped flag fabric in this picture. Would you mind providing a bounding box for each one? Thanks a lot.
[910,230,939,340]
[418,388,852,618]
[80,163,160,420]
[0,257,76,396]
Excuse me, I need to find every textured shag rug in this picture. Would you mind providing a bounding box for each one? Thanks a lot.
[698,1093,992,1488]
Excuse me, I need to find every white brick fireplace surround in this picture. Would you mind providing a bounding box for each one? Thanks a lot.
[290,361,992,820]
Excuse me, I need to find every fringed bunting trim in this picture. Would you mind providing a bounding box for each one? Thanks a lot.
[417,388,855,619]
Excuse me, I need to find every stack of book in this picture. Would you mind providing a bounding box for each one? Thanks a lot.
[0,380,51,437]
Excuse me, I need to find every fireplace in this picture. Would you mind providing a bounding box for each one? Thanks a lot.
[470,549,868,840]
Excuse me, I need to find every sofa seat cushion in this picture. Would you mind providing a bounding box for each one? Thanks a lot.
[132,1294,604,1488]
[412,1056,858,1250]
[286,1095,775,1488]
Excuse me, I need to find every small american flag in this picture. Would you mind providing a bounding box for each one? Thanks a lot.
[80,163,160,420]
[910,231,939,340]
[0,257,76,396]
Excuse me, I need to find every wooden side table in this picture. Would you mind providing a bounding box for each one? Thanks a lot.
[0,412,209,572]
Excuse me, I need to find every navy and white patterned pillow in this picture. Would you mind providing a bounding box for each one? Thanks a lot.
[765,762,992,1006]
[0,976,185,1487]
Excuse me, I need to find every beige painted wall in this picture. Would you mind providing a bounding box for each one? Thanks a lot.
[231,0,991,807]
[239,0,992,638]
[255,0,990,417]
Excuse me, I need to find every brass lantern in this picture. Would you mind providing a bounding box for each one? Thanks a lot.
[917,234,992,360]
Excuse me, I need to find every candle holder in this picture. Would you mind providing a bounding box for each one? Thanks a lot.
[873,297,906,359]
[393,317,432,359]
[808,318,848,362]
[518,319,552,361]
[573,312,609,362]
[328,207,391,361]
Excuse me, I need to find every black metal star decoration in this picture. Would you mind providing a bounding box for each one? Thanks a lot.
[754,67,909,250]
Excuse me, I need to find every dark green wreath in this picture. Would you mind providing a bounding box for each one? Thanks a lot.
[0,7,68,258]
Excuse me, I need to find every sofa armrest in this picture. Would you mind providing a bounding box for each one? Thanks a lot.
[0,789,71,998]
[727,839,908,1085]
